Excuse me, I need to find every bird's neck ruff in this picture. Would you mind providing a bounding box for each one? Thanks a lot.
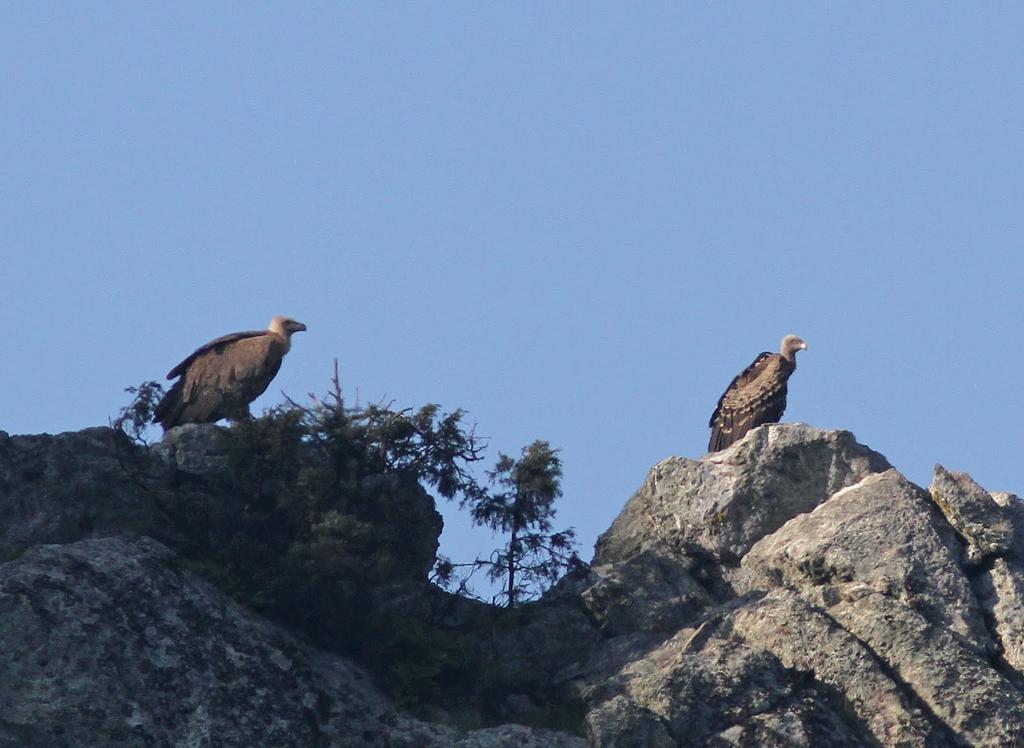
[267,321,293,352]
[268,325,292,350]
[778,335,806,365]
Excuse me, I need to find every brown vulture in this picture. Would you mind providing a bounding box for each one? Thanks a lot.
[708,334,808,452]
[153,316,307,431]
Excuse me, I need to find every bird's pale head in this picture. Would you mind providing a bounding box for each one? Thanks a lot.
[269,316,308,338]
[780,334,808,361]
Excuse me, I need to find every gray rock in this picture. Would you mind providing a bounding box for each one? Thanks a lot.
[0,536,585,748]
[595,424,890,568]
[740,469,990,653]
[703,696,874,748]
[582,623,872,747]
[0,535,415,746]
[580,425,1024,745]
[726,590,942,746]
[455,725,588,748]
[0,428,157,560]
[826,588,1024,746]
[581,550,712,634]
[983,491,1024,675]
[585,696,675,747]
[929,464,1014,564]
[589,629,797,743]
[978,557,1024,673]
[0,424,444,586]
[732,464,1024,743]
[0,424,583,740]
[151,423,231,475]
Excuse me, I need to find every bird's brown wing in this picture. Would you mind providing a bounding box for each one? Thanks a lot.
[179,335,284,409]
[708,352,790,452]
[166,330,267,379]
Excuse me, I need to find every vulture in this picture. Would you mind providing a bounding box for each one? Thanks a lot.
[153,316,307,431]
[708,334,808,453]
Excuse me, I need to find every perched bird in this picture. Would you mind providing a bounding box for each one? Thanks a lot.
[708,334,808,452]
[153,316,307,431]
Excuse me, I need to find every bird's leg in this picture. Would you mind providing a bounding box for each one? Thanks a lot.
[229,408,253,424]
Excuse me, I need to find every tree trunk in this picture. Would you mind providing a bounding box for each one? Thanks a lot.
[507,527,517,608]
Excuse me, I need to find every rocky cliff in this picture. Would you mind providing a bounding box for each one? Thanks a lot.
[1,423,1022,746]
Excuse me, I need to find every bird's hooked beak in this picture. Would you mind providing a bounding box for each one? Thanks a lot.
[290,321,307,334]
[800,340,809,350]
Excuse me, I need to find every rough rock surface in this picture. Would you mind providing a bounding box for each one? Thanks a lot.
[930,464,1014,565]
[594,424,891,568]
[726,591,941,745]
[582,550,712,635]
[0,427,586,747]
[735,465,1024,746]
[5,421,1024,746]
[0,535,586,748]
[975,489,1024,680]
[151,422,232,475]
[739,469,990,652]
[0,428,155,559]
[574,424,1024,746]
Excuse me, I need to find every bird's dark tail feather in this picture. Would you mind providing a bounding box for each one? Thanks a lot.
[709,414,735,453]
[152,380,184,431]
[709,428,729,453]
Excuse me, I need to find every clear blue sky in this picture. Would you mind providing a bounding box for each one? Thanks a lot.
[3,5,1023,576]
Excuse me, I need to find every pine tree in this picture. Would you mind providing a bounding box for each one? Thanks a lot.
[468,440,577,607]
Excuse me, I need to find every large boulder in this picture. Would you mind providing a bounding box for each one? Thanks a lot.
[0,424,445,585]
[581,424,890,638]
[0,428,157,559]
[739,469,990,652]
[735,465,1024,744]
[581,550,713,635]
[0,536,586,748]
[929,464,1014,564]
[580,621,871,747]
[573,424,1024,746]
[151,422,232,475]
[726,590,941,746]
[594,424,890,568]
